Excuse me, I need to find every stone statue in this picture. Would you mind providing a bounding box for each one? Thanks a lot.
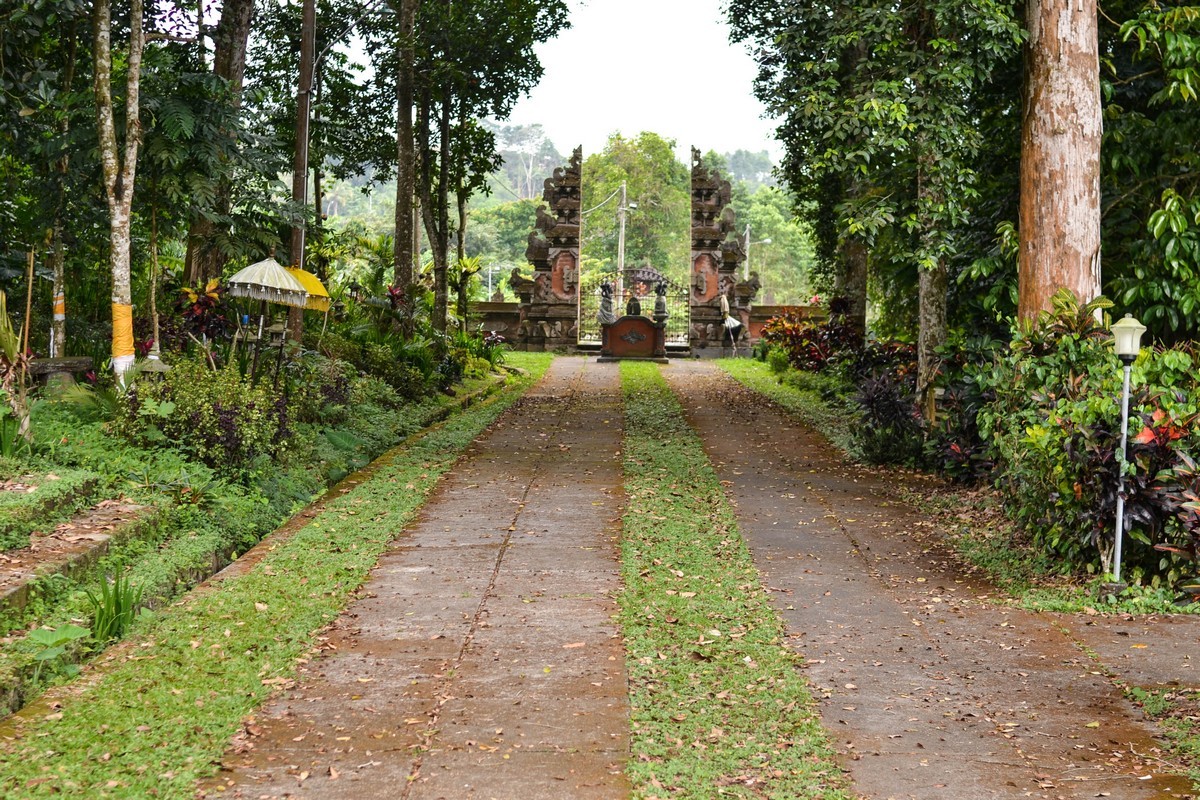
[626,293,641,316]
[719,206,737,237]
[598,282,617,326]
[533,272,553,302]
[693,268,707,296]
[562,260,578,294]
[525,231,550,263]
[654,281,668,319]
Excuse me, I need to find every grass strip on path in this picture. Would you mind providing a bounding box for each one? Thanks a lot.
[619,362,851,799]
[0,353,552,798]
[717,359,857,457]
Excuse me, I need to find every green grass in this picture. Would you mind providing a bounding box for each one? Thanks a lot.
[717,358,858,458]
[0,353,552,798]
[0,362,529,713]
[1127,688,1200,789]
[619,361,851,799]
[903,485,1200,615]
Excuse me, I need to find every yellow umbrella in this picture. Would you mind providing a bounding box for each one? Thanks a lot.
[286,267,331,312]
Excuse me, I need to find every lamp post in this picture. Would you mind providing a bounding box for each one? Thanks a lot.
[616,182,637,296]
[744,223,772,281]
[1110,313,1147,585]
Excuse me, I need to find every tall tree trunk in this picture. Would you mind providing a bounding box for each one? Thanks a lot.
[915,138,949,422]
[312,164,325,278]
[288,0,316,341]
[835,235,868,337]
[456,188,467,264]
[49,215,67,359]
[432,96,451,332]
[93,0,144,382]
[49,25,78,359]
[1018,0,1102,321]
[184,0,255,286]
[393,0,417,292]
[917,261,948,422]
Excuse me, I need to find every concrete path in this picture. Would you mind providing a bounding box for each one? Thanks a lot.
[662,361,1195,800]
[204,355,1200,800]
[206,358,629,799]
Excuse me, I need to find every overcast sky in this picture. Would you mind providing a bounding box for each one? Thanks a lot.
[505,0,781,163]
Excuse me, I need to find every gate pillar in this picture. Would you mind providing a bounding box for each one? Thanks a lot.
[514,147,582,350]
[689,148,760,353]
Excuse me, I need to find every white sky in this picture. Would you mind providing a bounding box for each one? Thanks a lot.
[505,0,782,163]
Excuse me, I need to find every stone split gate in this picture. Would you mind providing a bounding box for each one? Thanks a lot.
[471,147,767,354]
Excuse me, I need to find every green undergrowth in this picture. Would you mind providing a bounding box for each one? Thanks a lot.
[904,486,1200,615]
[0,352,551,797]
[718,358,858,458]
[618,361,851,799]
[0,363,524,709]
[1020,582,1200,615]
[0,468,104,550]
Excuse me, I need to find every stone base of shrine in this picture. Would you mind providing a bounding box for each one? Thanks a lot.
[600,316,667,361]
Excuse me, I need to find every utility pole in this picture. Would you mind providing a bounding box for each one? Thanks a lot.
[288,0,316,339]
[616,180,628,274]
[744,222,771,281]
[291,0,315,272]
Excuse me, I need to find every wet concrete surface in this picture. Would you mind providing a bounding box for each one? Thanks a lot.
[201,355,1200,800]
[663,360,1194,800]
[205,358,629,799]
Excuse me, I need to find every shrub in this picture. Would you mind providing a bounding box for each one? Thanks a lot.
[847,341,923,465]
[116,355,286,473]
[285,353,355,425]
[759,299,859,373]
[977,290,1200,583]
[765,346,790,376]
[925,334,1004,483]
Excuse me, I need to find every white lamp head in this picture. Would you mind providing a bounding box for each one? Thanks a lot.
[1112,314,1146,364]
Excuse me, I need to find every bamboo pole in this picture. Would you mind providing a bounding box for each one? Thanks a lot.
[20,251,33,386]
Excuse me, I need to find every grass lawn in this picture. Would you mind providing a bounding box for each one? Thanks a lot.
[618,361,851,799]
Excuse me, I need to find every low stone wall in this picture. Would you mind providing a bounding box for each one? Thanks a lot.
[747,304,824,344]
[469,301,522,343]
[470,301,825,353]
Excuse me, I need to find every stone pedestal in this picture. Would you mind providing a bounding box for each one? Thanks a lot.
[599,316,667,362]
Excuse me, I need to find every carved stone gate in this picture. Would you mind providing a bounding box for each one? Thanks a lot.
[489,146,761,354]
[577,267,690,347]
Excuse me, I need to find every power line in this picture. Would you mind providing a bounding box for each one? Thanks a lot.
[487,173,527,203]
[578,184,624,215]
